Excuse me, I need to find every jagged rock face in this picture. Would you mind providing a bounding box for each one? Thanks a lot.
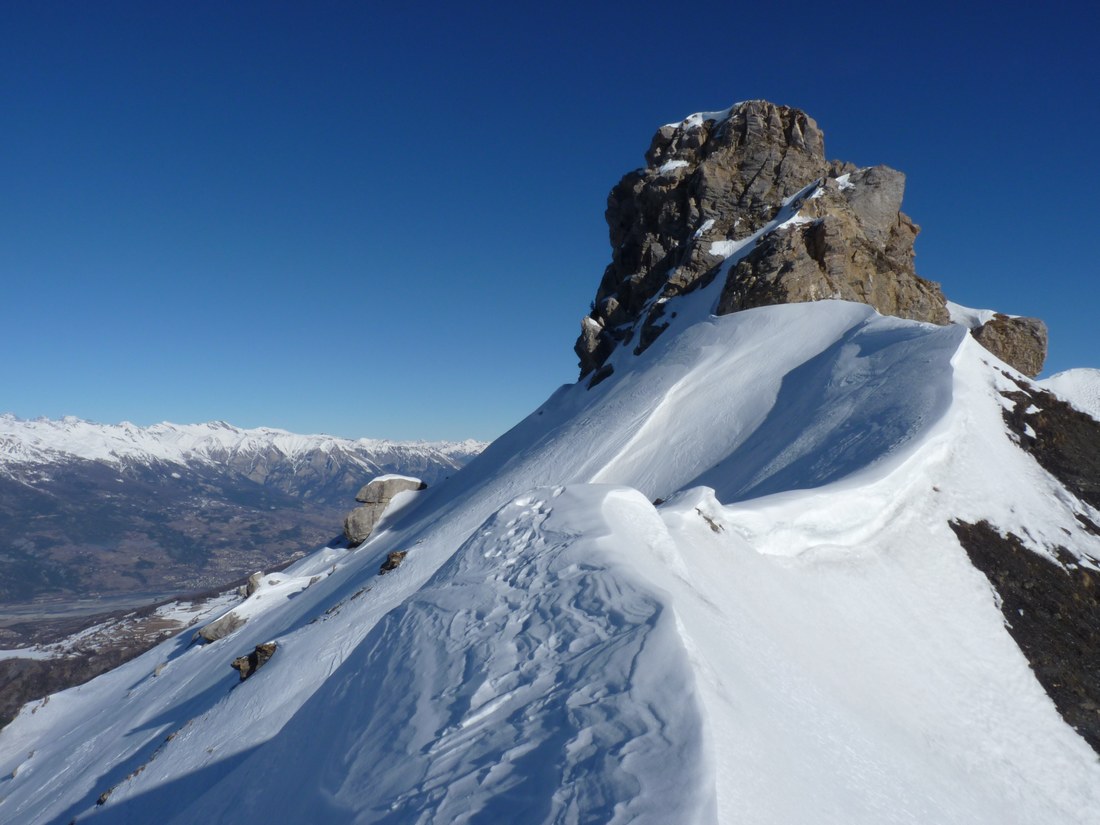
[973,314,1049,378]
[715,166,949,325]
[575,100,951,376]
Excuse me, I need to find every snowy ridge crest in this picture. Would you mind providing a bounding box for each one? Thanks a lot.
[3,300,1100,823]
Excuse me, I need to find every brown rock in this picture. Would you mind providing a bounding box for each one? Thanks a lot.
[231,642,277,681]
[715,172,948,325]
[378,551,407,575]
[574,100,951,376]
[972,314,1048,377]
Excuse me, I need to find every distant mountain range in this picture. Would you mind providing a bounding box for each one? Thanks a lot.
[0,415,485,605]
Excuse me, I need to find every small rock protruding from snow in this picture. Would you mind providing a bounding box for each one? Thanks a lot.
[231,642,277,681]
[378,550,408,575]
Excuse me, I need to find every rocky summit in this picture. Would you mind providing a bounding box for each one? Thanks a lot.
[575,100,1047,379]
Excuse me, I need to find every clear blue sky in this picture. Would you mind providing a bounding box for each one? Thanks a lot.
[3,1,1097,441]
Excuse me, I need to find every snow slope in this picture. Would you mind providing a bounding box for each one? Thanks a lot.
[3,207,1099,822]
[1040,368,1100,422]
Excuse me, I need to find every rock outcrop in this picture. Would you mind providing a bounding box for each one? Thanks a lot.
[714,165,947,324]
[951,519,1100,754]
[343,476,427,546]
[973,314,1048,378]
[574,99,1046,379]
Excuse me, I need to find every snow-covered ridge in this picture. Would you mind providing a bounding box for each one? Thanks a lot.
[0,414,487,469]
[946,300,1001,329]
[1039,368,1100,422]
[3,296,1100,823]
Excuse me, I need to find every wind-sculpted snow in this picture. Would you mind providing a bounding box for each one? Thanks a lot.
[457,301,964,506]
[98,486,712,825]
[0,302,974,824]
[4,301,1100,824]
[692,316,966,500]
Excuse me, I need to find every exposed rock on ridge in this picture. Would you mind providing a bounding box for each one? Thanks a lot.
[951,519,1100,754]
[972,314,1049,378]
[714,165,946,324]
[575,100,1047,378]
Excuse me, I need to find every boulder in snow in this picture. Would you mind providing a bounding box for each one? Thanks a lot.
[344,475,426,546]
[354,475,427,504]
[195,611,246,643]
[344,505,382,546]
[237,570,265,598]
[231,642,277,681]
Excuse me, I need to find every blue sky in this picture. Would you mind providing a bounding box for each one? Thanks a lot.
[2,1,1097,441]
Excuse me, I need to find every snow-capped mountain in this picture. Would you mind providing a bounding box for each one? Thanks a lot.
[0,416,485,603]
[2,102,1098,824]
[0,415,483,481]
